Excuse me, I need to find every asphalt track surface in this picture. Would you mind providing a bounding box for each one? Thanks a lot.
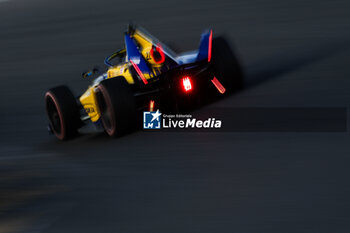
[1,0,350,232]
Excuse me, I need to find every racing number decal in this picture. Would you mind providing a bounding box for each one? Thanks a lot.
[84,104,97,117]
[85,107,95,113]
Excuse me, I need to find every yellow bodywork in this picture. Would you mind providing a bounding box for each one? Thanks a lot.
[79,29,163,122]
[79,86,100,122]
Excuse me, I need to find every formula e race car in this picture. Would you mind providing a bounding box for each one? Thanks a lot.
[45,24,243,140]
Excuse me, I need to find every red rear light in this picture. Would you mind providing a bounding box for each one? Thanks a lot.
[211,76,226,94]
[182,77,193,92]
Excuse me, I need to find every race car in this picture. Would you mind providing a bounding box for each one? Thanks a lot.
[45,24,243,140]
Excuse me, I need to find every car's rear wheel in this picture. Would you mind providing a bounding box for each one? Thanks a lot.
[96,77,136,137]
[45,86,81,140]
[211,36,244,93]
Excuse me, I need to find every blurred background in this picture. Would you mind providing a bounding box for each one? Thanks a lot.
[0,0,350,232]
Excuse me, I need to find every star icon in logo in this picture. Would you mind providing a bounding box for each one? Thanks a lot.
[150,110,161,122]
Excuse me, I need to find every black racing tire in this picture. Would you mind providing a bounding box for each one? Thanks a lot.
[211,36,244,93]
[96,77,136,137]
[45,86,81,140]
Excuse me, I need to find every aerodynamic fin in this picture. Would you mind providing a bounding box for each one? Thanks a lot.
[196,29,213,62]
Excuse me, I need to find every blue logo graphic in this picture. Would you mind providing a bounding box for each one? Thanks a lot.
[143,110,162,129]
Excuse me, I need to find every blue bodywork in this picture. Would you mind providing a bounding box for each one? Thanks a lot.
[124,34,153,76]
[176,30,211,65]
